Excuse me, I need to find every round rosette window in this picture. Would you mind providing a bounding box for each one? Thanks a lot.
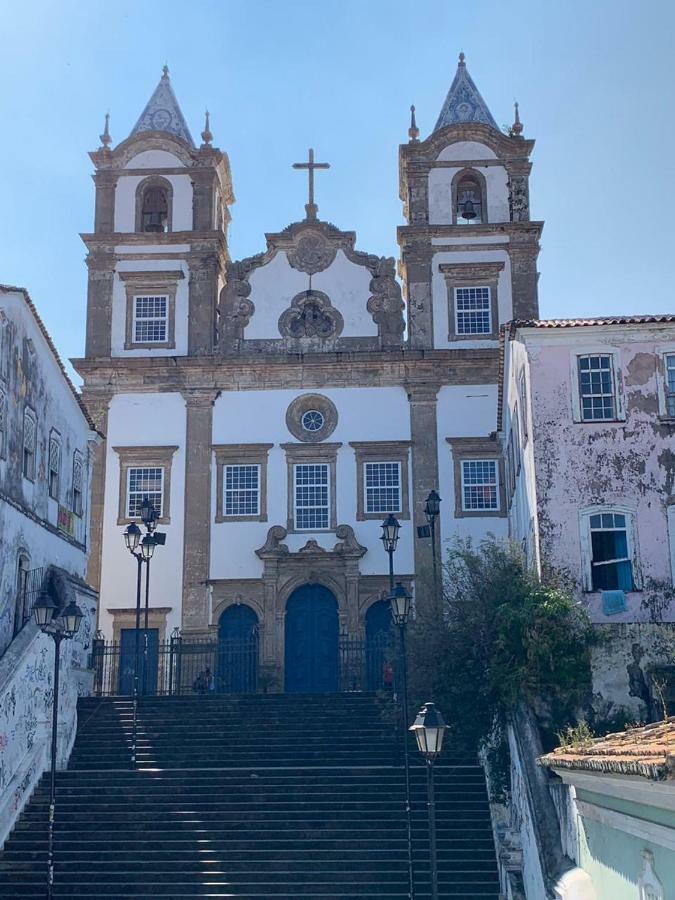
[286,394,337,443]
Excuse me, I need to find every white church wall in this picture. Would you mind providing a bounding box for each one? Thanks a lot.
[114,173,194,233]
[428,164,510,226]
[210,386,413,580]
[110,259,189,357]
[244,250,377,341]
[124,150,186,169]
[436,141,498,161]
[98,392,186,639]
[430,248,513,349]
[436,383,507,555]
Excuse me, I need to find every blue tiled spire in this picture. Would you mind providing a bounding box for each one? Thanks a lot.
[434,53,498,132]
[129,65,195,147]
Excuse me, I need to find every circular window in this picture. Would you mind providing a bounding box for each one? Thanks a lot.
[302,410,325,432]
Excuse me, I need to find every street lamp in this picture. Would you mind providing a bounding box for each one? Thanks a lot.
[410,702,448,900]
[424,491,441,600]
[381,514,401,593]
[33,590,84,899]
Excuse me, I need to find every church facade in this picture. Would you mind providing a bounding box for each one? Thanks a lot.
[74,57,542,692]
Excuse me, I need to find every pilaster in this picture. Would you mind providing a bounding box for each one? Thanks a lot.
[191,170,216,232]
[181,390,216,632]
[510,243,539,320]
[85,252,115,358]
[402,243,434,349]
[187,254,219,356]
[93,171,118,234]
[407,382,441,585]
[82,390,113,599]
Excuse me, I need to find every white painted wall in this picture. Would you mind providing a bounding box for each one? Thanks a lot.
[429,164,510,226]
[436,141,498,162]
[435,383,507,554]
[210,387,413,580]
[110,259,189,357]
[431,248,512,349]
[114,173,194,232]
[244,250,377,340]
[98,392,187,639]
[124,150,185,169]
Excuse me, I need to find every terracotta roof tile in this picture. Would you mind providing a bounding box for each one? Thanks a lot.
[513,314,675,329]
[539,718,675,781]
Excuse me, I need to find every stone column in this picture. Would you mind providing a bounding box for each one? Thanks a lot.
[187,254,219,356]
[191,171,216,232]
[407,383,441,589]
[181,391,215,634]
[94,171,118,234]
[261,562,279,665]
[85,253,115,358]
[403,243,434,349]
[510,241,540,320]
[82,390,113,598]
[344,562,361,636]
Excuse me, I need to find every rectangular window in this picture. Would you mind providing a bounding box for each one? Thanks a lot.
[364,461,401,514]
[665,354,675,417]
[294,463,329,530]
[589,512,634,591]
[23,410,36,480]
[461,459,499,511]
[126,467,163,519]
[455,286,491,335]
[578,355,616,421]
[223,464,260,517]
[48,435,61,499]
[72,453,83,516]
[133,295,168,344]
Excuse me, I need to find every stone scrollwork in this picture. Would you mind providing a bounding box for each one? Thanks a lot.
[286,232,337,275]
[367,257,405,346]
[219,260,256,344]
[278,290,344,341]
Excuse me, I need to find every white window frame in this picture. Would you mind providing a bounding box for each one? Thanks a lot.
[293,462,330,531]
[132,294,169,345]
[126,466,164,519]
[460,458,500,513]
[570,348,624,423]
[364,460,402,515]
[655,348,675,419]
[48,431,61,500]
[579,505,641,592]
[223,463,261,518]
[454,286,492,336]
[72,451,84,517]
[22,408,37,481]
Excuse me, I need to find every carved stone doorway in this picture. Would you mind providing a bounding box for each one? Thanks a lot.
[284,584,339,693]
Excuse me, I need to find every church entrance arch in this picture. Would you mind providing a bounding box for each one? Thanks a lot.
[217,604,259,694]
[284,584,339,693]
[365,600,395,692]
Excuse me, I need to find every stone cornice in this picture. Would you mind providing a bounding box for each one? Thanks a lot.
[81,231,228,251]
[397,221,544,248]
[72,347,499,394]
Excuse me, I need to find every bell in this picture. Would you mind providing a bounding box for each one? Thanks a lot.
[460,199,477,221]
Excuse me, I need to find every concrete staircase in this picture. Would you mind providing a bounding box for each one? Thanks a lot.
[0,693,500,897]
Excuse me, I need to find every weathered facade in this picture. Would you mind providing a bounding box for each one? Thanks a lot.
[75,58,542,690]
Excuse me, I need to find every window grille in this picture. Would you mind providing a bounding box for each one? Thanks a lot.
[133,295,168,343]
[72,452,83,516]
[461,459,499,511]
[23,410,36,480]
[365,462,401,514]
[294,463,329,530]
[48,435,61,499]
[223,464,260,516]
[127,467,163,519]
[589,512,634,591]
[455,287,491,335]
[578,355,615,421]
[665,354,675,417]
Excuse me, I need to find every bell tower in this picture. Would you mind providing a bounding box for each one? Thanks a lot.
[398,54,542,349]
[82,66,234,361]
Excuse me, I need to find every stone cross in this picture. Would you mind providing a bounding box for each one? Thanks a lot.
[293,148,330,220]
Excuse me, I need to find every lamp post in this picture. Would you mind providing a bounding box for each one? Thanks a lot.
[410,702,448,900]
[389,581,415,899]
[32,590,84,900]
[424,491,441,602]
[122,497,162,767]
[380,513,401,594]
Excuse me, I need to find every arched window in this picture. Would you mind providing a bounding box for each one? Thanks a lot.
[453,169,486,225]
[13,553,31,636]
[141,186,169,233]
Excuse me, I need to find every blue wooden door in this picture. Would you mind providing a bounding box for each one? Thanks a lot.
[119,628,159,695]
[217,605,259,693]
[285,585,339,693]
[365,600,395,691]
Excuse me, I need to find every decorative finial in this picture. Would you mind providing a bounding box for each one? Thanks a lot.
[408,104,419,142]
[458,52,466,66]
[99,112,111,150]
[201,109,213,147]
[162,64,170,78]
[511,100,524,137]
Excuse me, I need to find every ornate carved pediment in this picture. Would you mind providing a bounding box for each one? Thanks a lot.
[286,231,337,275]
[255,524,366,561]
[278,290,344,341]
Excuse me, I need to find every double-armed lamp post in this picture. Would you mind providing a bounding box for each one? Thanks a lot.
[32,591,84,900]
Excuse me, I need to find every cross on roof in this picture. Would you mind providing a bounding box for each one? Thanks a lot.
[292,148,330,220]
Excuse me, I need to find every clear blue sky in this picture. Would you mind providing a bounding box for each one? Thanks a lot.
[1,0,673,380]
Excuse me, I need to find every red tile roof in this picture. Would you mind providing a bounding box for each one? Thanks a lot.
[513,314,675,329]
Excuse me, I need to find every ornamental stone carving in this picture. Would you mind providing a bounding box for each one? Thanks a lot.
[508,176,530,223]
[278,290,344,341]
[219,259,258,343]
[286,232,337,275]
[366,257,405,346]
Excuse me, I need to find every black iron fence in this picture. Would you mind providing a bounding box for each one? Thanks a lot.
[92,629,397,697]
